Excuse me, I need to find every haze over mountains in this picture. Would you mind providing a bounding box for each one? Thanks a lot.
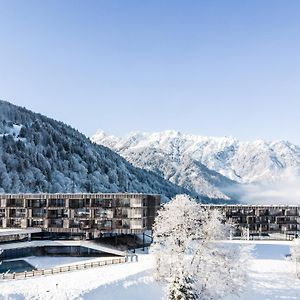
[0,100,187,199]
[92,130,300,203]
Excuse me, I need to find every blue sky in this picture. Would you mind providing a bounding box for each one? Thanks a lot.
[0,1,300,143]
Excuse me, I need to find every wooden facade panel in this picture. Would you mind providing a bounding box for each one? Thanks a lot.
[0,193,160,237]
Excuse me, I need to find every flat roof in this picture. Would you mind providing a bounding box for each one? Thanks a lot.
[0,193,161,199]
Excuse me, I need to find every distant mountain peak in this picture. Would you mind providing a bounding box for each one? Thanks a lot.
[92,130,300,202]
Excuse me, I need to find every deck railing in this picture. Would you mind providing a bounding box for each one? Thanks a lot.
[0,254,138,280]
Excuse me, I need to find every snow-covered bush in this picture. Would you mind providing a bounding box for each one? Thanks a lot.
[151,194,252,300]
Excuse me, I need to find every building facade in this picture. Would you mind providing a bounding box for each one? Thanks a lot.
[1,194,298,239]
[0,193,160,238]
[205,204,300,236]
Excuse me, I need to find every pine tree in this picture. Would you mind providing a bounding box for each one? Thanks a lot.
[167,267,198,300]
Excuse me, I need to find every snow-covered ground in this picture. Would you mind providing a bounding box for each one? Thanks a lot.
[0,240,299,300]
[23,256,110,270]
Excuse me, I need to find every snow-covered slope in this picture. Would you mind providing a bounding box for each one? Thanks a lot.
[91,131,240,201]
[92,130,300,201]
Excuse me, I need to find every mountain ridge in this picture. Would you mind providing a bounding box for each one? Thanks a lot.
[92,130,300,201]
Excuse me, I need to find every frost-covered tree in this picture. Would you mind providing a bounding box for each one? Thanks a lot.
[291,238,300,278]
[151,194,202,281]
[151,194,251,300]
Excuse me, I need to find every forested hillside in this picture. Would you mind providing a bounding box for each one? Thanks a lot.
[0,100,187,198]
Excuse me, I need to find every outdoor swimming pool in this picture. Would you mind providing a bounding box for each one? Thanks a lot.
[0,260,36,273]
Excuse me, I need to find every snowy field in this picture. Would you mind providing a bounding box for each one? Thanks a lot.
[0,240,299,300]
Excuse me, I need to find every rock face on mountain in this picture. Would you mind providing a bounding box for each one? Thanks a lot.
[0,100,187,198]
[92,130,300,201]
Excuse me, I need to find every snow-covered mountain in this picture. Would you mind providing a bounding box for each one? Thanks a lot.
[0,100,188,198]
[92,130,300,201]
[91,131,237,201]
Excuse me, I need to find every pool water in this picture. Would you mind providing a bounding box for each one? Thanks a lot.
[0,260,36,273]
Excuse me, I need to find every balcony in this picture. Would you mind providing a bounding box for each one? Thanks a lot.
[32,208,47,218]
[114,214,128,219]
[32,213,46,218]
[285,212,299,217]
[6,218,22,228]
[91,199,112,208]
[276,219,298,225]
[9,212,26,218]
[48,213,64,219]
[48,219,63,228]
[74,208,90,219]
[74,213,90,219]
[6,201,24,208]
[32,221,44,227]
[92,220,113,231]
[79,222,91,230]
[31,201,47,208]
[69,200,85,209]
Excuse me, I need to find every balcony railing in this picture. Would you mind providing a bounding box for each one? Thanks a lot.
[9,213,26,218]
[130,225,144,230]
